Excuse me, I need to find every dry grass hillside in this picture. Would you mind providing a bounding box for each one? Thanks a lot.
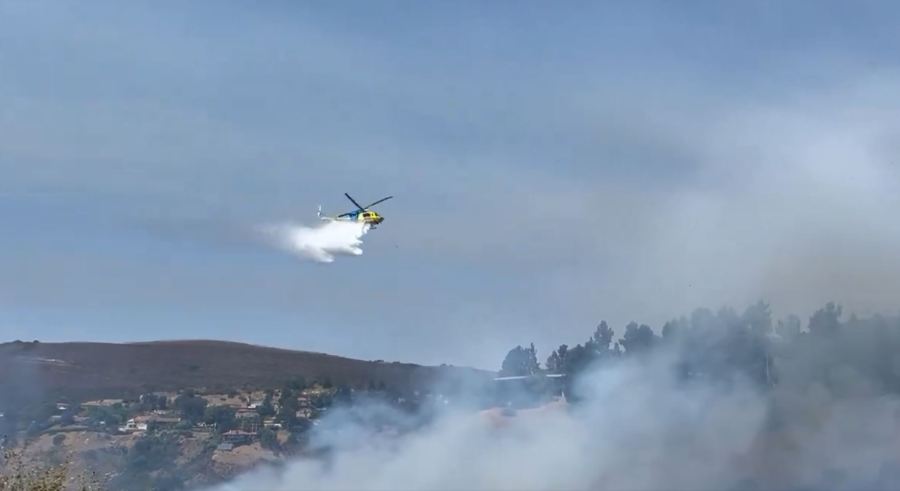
[0,340,489,401]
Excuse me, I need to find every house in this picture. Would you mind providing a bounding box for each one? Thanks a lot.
[128,415,180,432]
[151,409,179,418]
[235,409,261,432]
[119,418,148,433]
[216,443,234,452]
[192,422,215,433]
[147,416,181,431]
[222,430,254,445]
[82,399,124,408]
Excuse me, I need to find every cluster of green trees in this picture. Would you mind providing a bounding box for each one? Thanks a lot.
[173,390,207,425]
[502,301,900,396]
[173,392,248,434]
[112,433,186,490]
[136,393,168,412]
[85,404,128,428]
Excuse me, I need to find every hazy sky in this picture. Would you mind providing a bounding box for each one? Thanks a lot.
[3,1,900,368]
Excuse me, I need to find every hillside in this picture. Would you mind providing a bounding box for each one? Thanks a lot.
[0,339,490,401]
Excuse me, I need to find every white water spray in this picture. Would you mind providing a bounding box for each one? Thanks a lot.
[264,220,371,263]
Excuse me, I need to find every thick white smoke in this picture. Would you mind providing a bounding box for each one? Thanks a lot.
[263,221,370,263]
[214,357,771,491]
[214,349,900,491]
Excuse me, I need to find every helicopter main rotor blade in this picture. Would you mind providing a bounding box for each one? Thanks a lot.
[344,193,365,211]
[363,196,393,209]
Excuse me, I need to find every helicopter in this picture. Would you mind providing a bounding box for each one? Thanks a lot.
[318,193,393,228]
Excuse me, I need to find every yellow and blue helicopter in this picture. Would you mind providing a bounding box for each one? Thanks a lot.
[319,193,393,228]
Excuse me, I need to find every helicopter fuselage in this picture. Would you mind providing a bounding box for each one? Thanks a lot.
[318,193,391,229]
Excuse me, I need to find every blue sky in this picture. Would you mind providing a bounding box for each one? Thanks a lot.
[3,1,900,368]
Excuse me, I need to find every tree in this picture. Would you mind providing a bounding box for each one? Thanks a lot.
[138,393,167,412]
[334,385,353,406]
[259,428,278,451]
[661,320,680,340]
[86,405,127,428]
[500,344,540,376]
[776,314,803,341]
[592,321,614,350]
[743,301,773,336]
[257,391,276,418]
[809,302,842,337]
[563,343,593,375]
[546,344,571,373]
[546,352,560,373]
[125,434,179,473]
[203,406,236,433]
[174,393,207,424]
[557,344,569,363]
[115,434,183,490]
[277,387,299,428]
[287,377,307,391]
[619,322,656,354]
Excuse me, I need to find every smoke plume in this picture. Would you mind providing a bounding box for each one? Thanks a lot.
[263,221,370,263]
[214,323,900,491]
[213,358,767,491]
